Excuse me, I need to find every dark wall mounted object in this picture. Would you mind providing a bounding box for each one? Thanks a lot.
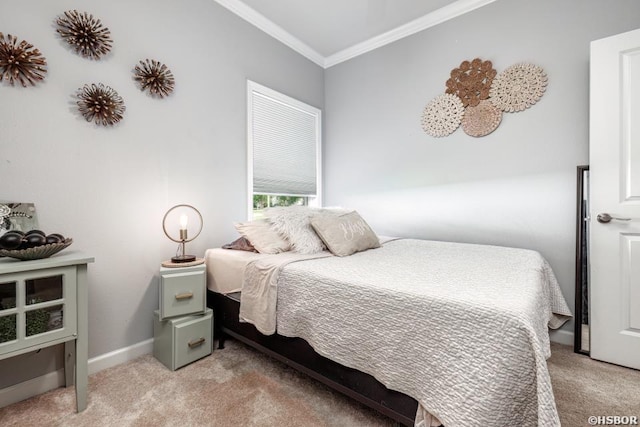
[134,59,175,98]
[76,83,125,126]
[0,33,47,87]
[575,165,589,355]
[56,10,112,59]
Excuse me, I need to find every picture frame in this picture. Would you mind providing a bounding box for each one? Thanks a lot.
[0,202,39,235]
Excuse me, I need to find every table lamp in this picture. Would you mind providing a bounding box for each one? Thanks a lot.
[162,204,203,263]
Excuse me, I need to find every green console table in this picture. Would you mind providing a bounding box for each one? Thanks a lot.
[0,252,94,412]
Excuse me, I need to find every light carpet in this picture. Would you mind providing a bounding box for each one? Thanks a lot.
[1,341,639,426]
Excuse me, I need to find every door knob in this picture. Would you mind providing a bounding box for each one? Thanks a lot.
[597,213,631,223]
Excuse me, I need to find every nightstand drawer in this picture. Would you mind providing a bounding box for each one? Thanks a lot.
[153,308,212,371]
[159,264,205,320]
[174,310,212,369]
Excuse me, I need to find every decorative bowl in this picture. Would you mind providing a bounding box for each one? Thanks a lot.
[0,238,73,261]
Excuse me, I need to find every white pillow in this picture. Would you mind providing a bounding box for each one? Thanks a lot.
[234,220,291,254]
[264,206,327,254]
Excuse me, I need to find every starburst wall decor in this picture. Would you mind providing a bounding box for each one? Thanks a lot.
[133,59,175,98]
[0,33,47,87]
[56,10,112,59]
[76,83,125,126]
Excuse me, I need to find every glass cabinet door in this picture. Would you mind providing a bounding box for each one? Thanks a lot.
[0,281,17,344]
[0,266,77,354]
[25,275,64,337]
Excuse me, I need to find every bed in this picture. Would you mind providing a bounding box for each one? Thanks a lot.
[205,233,572,427]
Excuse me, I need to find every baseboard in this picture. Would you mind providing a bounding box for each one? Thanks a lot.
[550,328,574,346]
[0,338,154,408]
[0,369,65,408]
[88,338,154,375]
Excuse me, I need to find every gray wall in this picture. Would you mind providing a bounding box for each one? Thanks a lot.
[324,0,640,338]
[0,0,323,387]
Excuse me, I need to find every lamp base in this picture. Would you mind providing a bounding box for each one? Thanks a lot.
[162,258,204,268]
[171,254,196,263]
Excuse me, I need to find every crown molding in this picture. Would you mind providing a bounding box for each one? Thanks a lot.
[214,0,497,69]
[214,0,326,67]
[324,0,497,68]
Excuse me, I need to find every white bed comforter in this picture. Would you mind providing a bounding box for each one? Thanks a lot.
[241,238,572,427]
[239,250,332,335]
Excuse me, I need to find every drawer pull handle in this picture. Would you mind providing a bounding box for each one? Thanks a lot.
[175,292,193,301]
[188,337,205,348]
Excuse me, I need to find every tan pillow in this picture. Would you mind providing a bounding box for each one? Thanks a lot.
[234,220,291,254]
[310,211,380,257]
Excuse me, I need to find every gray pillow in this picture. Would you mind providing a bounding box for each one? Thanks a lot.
[310,211,380,257]
[222,236,258,252]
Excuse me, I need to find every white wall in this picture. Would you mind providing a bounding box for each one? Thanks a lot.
[0,0,323,386]
[324,0,640,338]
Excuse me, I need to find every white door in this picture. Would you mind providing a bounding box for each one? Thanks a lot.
[590,28,640,370]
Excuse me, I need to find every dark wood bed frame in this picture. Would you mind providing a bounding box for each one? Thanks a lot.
[207,290,418,426]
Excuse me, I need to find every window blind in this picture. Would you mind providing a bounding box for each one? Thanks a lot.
[250,88,319,196]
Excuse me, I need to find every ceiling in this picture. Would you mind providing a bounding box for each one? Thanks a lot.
[213,0,497,68]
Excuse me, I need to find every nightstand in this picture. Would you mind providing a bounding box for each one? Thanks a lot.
[153,262,212,370]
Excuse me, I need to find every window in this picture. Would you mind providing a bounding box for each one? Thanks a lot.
[247,80,322,219]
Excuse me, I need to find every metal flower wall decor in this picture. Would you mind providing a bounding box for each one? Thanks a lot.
[76,83,125,126]
[56,10,112,59]
[1,10,177,129]
[0,33,47,87]
[133,59,175,98]
[421,57,547,138]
